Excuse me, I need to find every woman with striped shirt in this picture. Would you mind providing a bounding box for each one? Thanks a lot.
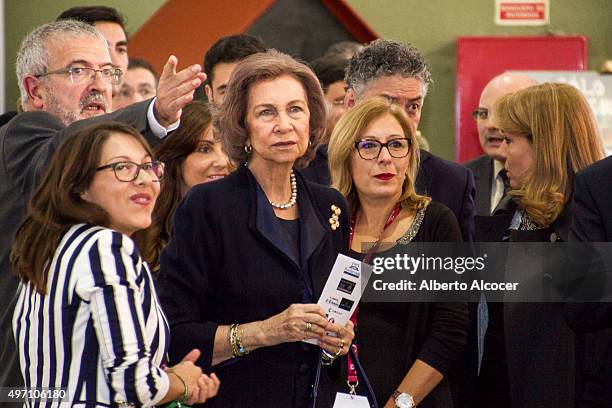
[11,122,219,407]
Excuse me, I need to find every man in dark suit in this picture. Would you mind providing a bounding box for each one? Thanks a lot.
[465,73,536,216]
[568,156,612,407]
[0,19,203,394]
[344,39,475,242]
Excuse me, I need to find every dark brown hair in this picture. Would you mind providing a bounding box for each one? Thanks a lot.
[57,6,127,36]
[11,122,152,293]
[133,101,213,273]
[204,34,267,85]
[215,49,327,169]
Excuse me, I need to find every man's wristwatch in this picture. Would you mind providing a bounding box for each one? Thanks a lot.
[392,390,415,408]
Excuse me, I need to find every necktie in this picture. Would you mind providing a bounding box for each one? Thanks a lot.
[499,169,510,195]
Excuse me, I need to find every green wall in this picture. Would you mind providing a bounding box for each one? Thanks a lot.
[3,0,164,112]
[346,0,612,160]
[4,0,611,160]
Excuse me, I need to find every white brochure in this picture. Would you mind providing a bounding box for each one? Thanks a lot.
[304,253,373,344]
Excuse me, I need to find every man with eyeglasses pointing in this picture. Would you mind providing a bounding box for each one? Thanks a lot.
[0,19,204,396]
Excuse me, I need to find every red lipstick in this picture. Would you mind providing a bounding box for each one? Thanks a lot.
[374,173,394,181]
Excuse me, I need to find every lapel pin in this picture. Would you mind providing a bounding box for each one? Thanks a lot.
[330,205,341,230]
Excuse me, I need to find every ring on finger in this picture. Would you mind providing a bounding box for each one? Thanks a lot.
[304,322,312,332]
[333,338,345,357]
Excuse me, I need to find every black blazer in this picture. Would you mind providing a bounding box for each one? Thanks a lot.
[345,203,468,408]
[158,166,350,408]
[301,147,476,242]
[0,101,154,395]
[567,156,612,408]
[475,201,575,408]
[465,154,494,217]
[571,155,612,241]
[414,150,475,242]
[300,144,330,186]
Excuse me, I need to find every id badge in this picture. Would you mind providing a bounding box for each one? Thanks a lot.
[333,392,370,407]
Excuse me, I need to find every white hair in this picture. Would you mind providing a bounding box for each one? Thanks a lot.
[16,19,108,105]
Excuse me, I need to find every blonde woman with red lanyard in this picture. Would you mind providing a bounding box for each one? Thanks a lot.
[328,98,469,408]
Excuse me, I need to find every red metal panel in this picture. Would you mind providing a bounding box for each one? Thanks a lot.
[456,36,588,163]
[128,0,275,74]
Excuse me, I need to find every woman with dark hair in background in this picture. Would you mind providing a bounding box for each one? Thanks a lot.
[474,83,604,408]
[158,50,354,407]
[135,101,231,273]
[11,122,219,406]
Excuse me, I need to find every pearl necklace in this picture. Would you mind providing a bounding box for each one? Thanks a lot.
[269,171,297,209]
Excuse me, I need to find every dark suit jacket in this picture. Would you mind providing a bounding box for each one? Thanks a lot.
[0,100,155,393]
[567,156,612,407]
[474,202,575,408]
[300,144,330,186]
[465,154,494,216]
[570,156,612,241]
[415,150,476,242]
[158,166,350,408]
[301,147,476,242]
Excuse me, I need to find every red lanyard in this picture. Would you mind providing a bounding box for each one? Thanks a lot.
[347,203,402,386]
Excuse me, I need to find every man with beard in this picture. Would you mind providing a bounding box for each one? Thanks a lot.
[0,20,204,397]
[344,39,476,242]
[57,6,130,98]
[466,73,536,215]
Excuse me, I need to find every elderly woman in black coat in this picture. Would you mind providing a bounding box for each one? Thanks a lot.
[157,50,355,407]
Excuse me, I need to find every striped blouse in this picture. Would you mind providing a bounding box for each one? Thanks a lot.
[13,224,170,407]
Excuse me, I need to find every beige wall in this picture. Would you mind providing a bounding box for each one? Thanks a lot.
[4,0,611,160]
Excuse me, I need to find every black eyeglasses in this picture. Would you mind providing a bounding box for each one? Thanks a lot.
[354,138,412,160]
[96,161,164,182]
[472,108,489,120]
[36,66,123,86]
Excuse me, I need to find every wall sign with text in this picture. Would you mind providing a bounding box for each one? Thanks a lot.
[495,0,549,26]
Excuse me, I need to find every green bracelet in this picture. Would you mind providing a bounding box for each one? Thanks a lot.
[168,371,189,407]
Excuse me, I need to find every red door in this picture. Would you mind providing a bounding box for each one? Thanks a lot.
[456,36,588,163]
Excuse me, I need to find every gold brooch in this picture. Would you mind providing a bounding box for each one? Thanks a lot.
[329,205,341,230]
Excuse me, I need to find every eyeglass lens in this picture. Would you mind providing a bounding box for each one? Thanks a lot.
[113,161,164,182]
[356,139,410,159]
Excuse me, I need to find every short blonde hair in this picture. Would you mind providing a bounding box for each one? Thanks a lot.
[497,82,604,227]
[215,50,326,169]
[328,97,430,215]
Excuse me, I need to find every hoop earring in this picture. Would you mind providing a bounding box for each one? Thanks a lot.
[244,144,252,154]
